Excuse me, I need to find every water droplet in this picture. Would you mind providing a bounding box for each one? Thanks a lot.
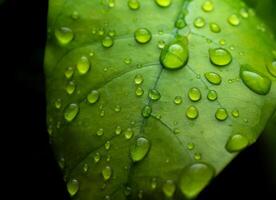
[48,125,53,136]
[77,56,90,75]
[138,190,143,199]
[240,67,271,95]
[87,90,100,104]
[108,30,116,37]
[66,81,76,95]
[105,141,111,150]
[98,28,105,36]
[175,18,186,29]
[173,128,181,134]
[124,128,134,140]
[194,17,205,28]
[67,179,79,196]
[83,163,88,173]
[105,195,110,200]
[215,108,228,121]
[115,126,122,135]
[71,11,79,20]
[160,36,189,70]
[240,8,249,18]
[228,14,240,26]
[136,87,144,96]
[204,72,222,85]
[209,23,221,33]
[162,180,176,198]
[231,109,239,118]
[219,39,226,45]
[202,1,214,12]
[134,28,152,44]
[134,74,144,85]
[130,137,150,162]
[128,0,140,10]
[158,40,166,49]
[108,0,115,8]
[151,178,157,190]
[58,157,65,169]
[149,89,161,101]
[188,87,201,102]
[100,110,105,117]
[174,96,183,105]
[102,166,112,181]
[64,66,74,79]
[207,90,217,101]
[64,103,79,122]
[179,163,214,198]
[187,143,195,150]
[186,105,199,120]
[97,128,104,136]
[142,105,152,118]
[226,134,248,152]
[102,36,114,48]
[266,61,276,77]
[124,57,132,64]
[94,152,101,163]
[55,27,74,45]
[194,152,201,160]
[55,98,62,109]
[209,48,232,66]
[155,0,171,8]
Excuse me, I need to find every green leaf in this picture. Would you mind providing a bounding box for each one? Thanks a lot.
[44,0,276,199]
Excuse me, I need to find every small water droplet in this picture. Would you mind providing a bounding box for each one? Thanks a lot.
[83,163,88,173]
[173,128,181,134]
[87,90,100,104]
[138,190,143,199]
[134,74,144,85]
[148,89,161,101]
[97,128,104,136]
[215,108,228,121]
[142,105,152,118]
[151,178,157,190]
[55,27,74,45]
[179,163,214,199]
[98,28,105,36]
[174,96,183,105]
[204,72,222,85]
[108,0,115,8]
[108,30,116,37]
[186,105,199,120]
[134,28,152,44]
[136,86,144,96]
[155,0,171,8]
[124,128,134,140]
[77,56,90,75]
[94,152,101,163]
[209,48,232,66]
[128,0,140,10]
[209,23,221,33]
[240,8,249,18]
[130,137,150,162]
[115,126,122,135]
[266,61,276,77]
[194,152,201,160]
[158,40,166,49]
[188,87,201,102]
[105,141,111,150]
[64,103,79,122]
[71,11,79,20]
[194,17,205,28]
[187,143,195,150]
[64,66,74,79]
[102,36,114,48]
[100,110,105,117]
[202,1,214,12]
[207,90,217,101]
[102,166,112,181]
[66,81,76,95]
[160,36,189,70]
[162,180,176,198]
[175,18,186,29]
[114,105,121,112]
[228,14,240,26]
[67,179,79,197]
[48,125,53,136]
[55,98,62,109]
[240,66,271,95]
[124,57,132,64]
[226,134,248,152]
[105,195,110,200]
[231,109,239,118]
[124,186,132,196]
[219,39,226,45]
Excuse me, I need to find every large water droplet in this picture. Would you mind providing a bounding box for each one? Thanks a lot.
[55,27,74,45]
[160,36,189,70]
[266,61,276,77]
[66,81,76,95]
[204,72,222,85]
[225,134,249,152]
[209,48,232,66]
[155,0,171,8]
[179,163,214,199]
[102,36,114,48]
[128,0,140,10]
[77,56,90,75]
[67,179,79,197]
[134,28,152,44]
[194,17,205,28]
[124,128,134,140]
[87,90,100,104]
[142,105,152,118]
[228,14,240,26]
[240,67,271,95]
[130,137,150,162]
[149,89,161,101]
[186,105,199,120]
[162,180,176,198]
[102,166,112,181]
[188,87,201,102]
[215,108,228,121]
[207,90,217,101]
[64,103,79,122]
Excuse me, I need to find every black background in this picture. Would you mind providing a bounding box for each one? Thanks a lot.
[4,0,275,199]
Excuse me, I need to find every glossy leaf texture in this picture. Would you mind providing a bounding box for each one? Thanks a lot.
[44,0,276,199]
